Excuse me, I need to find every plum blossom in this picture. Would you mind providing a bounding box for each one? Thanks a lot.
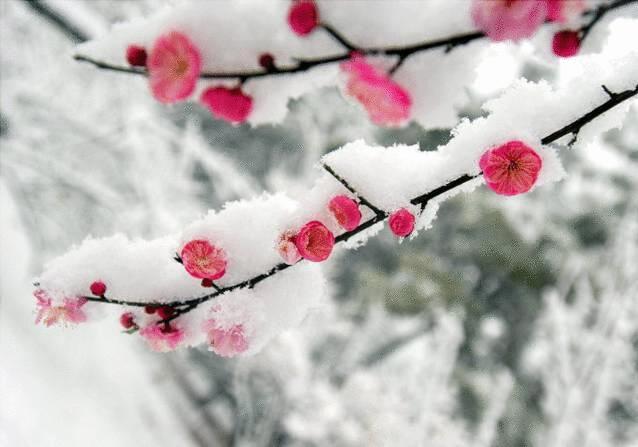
[277,230,302,265]
[119,312,137,329]
[180,239,227,280]
[328,195,362,231]
[125,44,147,67]
[546,0,586,23]
[471,0,548,42]
[479,140,543,196]
[140,323,185,352]
[147,31,201,103]
[34,289,87,327]
[340,55,412,126]
[287,0,319,36]
[552,30,580,57]
[389,208,416,238]
[295,220,335,262]
[89,280,106,296]
[200,86,253,124]
[204,319,249,357]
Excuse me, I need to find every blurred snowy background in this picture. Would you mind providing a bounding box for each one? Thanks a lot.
[1,1,637,446]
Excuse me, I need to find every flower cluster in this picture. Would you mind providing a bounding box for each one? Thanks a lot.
[471,0,587,57]
[32,135,545,356]
[125,31,253,124]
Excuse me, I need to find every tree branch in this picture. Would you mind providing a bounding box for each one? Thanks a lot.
[80,82,638,324]
[73,0,636,81]
[21,0,89,43]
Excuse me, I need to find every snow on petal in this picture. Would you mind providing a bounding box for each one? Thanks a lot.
[204,319,249,358]
[139,323,185,352]
[34,289,87,327]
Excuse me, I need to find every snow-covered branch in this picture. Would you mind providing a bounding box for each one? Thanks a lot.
[71,0,638,127]
[34,47,638,355]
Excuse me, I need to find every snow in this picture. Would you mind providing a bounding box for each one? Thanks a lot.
[37,32,638,354]
[74,0,484,128]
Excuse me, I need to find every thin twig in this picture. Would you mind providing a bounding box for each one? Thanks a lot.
[322,163,385,216]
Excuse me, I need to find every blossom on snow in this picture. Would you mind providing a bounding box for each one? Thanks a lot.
[552,30,580,57]
[140,323,185,352]
[328,195,362,231]
[147,31,202,103]
[181,239,227,280]
[471,0,548,42]
[119,312,137,329]
[34,289,87,327]
[204,319,249,357]
[340,55,412,126]
[479,140,543,196]
[295,220,335,262]
[200,86,253,124]
[125,44,147,67]
[89,280,107,296]
[388,208,416,238]
[287,0,319,36]
[277,230,302,265]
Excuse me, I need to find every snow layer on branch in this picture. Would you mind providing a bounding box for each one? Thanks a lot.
[323,43,637,233]
[75,0,482,128]
[40,35,637,354]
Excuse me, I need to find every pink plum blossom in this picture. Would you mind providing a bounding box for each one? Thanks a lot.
[204,320,249,357]
[552,30,580,57]
[287,0,319,36]
[181,239,227,280]
[388,208,416,238]
[126,44,147,67]
[328,195,362,231]
[140,323,185,352]
[295,220,335,262]
[147,31,202,103]
[89,280,106,296]
[479,140,543,196]
[34,289,87,327]
[546,0,586,23]
[471,0,548,42]
[340,55,412,127]
[200,86,253,124]
[277,230,302,265]
[120,312,137,329]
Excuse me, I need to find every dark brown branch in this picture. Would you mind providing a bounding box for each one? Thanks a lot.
[319,23,357,51]
[540,84,638,145]
[79,82,638,320]
[22,0,89,43]
[322,163,384,216]
[73,0,636,82]
[580,0,635,41]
